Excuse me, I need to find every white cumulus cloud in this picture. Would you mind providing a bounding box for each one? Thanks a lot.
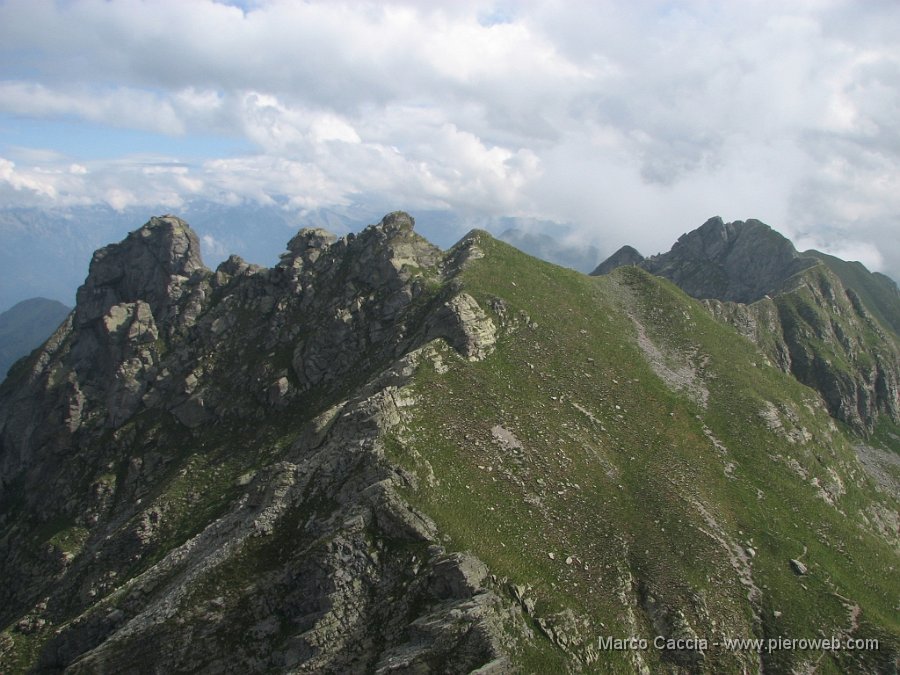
[0,0,897,278]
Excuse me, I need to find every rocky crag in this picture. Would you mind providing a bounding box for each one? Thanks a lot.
[1,213,898,672]
[593,217,900,435]
[0,213,516,672]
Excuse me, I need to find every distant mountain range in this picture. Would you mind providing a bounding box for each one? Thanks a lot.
[0,297,71,380]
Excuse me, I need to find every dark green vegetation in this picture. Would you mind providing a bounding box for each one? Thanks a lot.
[0,297,70,380]
[0,214,896,673]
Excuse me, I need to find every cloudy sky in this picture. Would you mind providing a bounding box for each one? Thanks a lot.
[1,0,898,277]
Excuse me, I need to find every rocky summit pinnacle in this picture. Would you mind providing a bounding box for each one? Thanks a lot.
[283,227,337,257]
[75,215,206,331]
[379,209,416,233]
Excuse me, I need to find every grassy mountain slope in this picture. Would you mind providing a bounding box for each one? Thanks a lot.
[498,228,600,273]
[592,218,900,437]
[392,234,899,672]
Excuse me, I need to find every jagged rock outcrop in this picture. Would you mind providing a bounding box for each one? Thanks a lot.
[0,216,211,500]
[74,215,205,333]
[595,217,900,435]
[0,212,518,671]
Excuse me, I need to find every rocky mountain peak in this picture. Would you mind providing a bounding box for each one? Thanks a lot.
[340,210,441,284]
[379,210,416,233]
[352,210,418,247]
[215,254,257,279]
[695,214,727,236]
[74,215,206,329]
[594,217,900,435]
[667,217,791,273]
[284,227,337,256]
[595,216,816,304]
[279,211,429,274]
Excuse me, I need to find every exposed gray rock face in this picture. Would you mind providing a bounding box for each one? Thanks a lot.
[593,217,817,303]
[803,249,900,337]
[426,292,497,361]
[75,214,205,333]
[0,212,516,671]
[42,358,514,674]
[705,264,900,435]
[0,216,213,500]
[789,559,808,576]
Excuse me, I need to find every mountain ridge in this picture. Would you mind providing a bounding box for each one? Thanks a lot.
[0,202,602,312]
[0,212,897,672]
[592,217,900,435]
[803,249,900,337]
[592,216,822,304]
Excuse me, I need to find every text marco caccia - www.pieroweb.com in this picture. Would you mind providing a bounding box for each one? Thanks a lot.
[597,635,879,654]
